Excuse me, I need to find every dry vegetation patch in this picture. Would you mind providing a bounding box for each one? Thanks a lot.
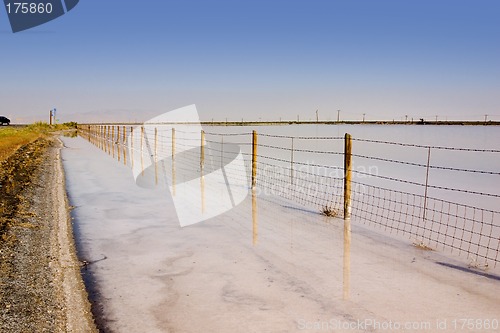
[0,122,78,162]
[0,138,50,240]
[0,127,41,162]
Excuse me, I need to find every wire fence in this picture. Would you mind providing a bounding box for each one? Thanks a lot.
[77,124,500,268]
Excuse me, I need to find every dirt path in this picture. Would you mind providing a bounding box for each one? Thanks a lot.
[0,137,96,332]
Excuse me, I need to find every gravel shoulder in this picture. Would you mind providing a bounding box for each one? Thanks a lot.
[0,136,97,332]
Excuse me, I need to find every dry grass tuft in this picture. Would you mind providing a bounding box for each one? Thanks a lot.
[0,127,41,162]
[468,260,489,271]
[321,206,338,217]
[412,241,434,251]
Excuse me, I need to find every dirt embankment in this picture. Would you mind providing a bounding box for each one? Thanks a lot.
[0,137,96,332]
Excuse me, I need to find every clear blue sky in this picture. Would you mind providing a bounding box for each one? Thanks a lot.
[1,0,499,122]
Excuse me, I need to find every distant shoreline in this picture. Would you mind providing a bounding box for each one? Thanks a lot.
[76,120,500,126]
[203,120,500,126]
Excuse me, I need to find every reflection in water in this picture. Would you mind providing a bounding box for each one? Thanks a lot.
[133,140,248,226]
[248,193,349,300]
[252,187,258,245]
[343,218,351,300]
[201,176,205,214]
[123,135,127,165]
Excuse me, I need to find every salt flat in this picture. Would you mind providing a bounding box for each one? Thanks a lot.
[62,132,500,333]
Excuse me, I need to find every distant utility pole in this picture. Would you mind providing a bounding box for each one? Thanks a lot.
[316,109,319,122]
[363,113,366,122]
[337,110,340,122]
[49,108,57,125]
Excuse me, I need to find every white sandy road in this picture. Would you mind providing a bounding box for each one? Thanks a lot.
[61,136,500,333]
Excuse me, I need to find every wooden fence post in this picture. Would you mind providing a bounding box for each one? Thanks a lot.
[423,147,431,221]
[252,131,259,244]
[105,125,107,151]
[200,130,205,173]
[343,133,352,300]
[252,130,258,188]
[344,133,352,218]
[140,126,144,176]
[130,127,134,169]
[200,130,206,213]
[290,137,294,185]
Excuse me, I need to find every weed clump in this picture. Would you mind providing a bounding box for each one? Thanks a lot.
[413,241,433,251]
[321,206,337,217]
